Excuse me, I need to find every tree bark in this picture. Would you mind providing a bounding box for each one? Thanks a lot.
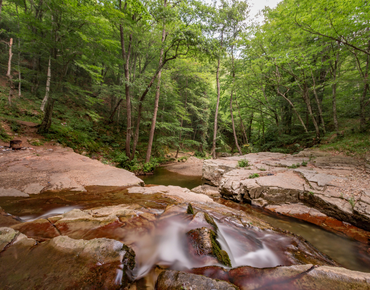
[119,0,133,157]
[211,31,223,159]
[176,78,188,159]
[145,23,166,163]
[41,56,51,112]
[360,41,370,131]
[229,44,242,154]
[38,98,55,134]
[235,97,248,144]
[6,38,14,106]
[303,85,320,138]
[331,47,339,134]
[311,71,326,134]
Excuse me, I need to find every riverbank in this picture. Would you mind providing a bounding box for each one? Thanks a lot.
[202,149,370,243]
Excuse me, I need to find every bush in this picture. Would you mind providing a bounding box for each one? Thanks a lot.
[249,173,260,179]
[0,126,10,141]
[194,151,206,158]
[238,159,249,167]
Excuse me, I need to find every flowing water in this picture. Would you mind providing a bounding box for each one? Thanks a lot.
[142,167,370,273]
[1,166,370,288]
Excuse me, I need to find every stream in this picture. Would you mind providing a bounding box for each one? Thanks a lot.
[142,167,370,273]
[1,166,370,283]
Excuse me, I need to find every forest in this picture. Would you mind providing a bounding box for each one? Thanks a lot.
[0,0,369,173]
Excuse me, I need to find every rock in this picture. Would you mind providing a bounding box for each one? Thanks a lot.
[0,207,21,227]
[203,159,239,186]
[0,227,18,251]
[0,187,28,197]
[23,183,45,194]
[187,227,231,267]
[190,264,370,290]
[156,270,239,290]
[210,152,370,234]
[267,204,370,243]
[0,148,143,196]
[0,231,135,289]
[50,235,135,267]
[191,184,221,197]
[11,218,60,239]
[127,185,213,203]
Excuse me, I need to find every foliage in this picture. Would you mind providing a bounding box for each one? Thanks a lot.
[0,124,11,142]
[249,173,259,179]
[238,159,249,167]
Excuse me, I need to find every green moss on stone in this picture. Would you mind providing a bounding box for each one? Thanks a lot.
[210,230,231,267]
[204,212,218,231]
[187,203,194,215]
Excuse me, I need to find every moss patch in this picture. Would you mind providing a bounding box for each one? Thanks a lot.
[204,212,218,231]
[187,203,194,215]
[210,230,231,267]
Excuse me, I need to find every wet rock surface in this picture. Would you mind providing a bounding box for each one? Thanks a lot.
[1,183,370,288]
[156,270,239,290]
[188,264,370,290]
[0,228,135,289]
[204,150,370,235]
[0,147,143,196]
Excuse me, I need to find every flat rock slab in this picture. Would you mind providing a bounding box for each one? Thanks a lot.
[0,148,143,196]
[189,264,370,290]
[165,156,203,176]
[127,185,213,203]
[156,270,239,290]
[191,184,221,197]
[206,151,370,233]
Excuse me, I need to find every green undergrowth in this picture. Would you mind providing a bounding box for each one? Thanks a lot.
[319,132,370,157]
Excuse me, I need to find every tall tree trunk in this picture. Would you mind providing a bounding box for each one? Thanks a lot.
[247,113,253,142]
[230,45,242,155]
[6,38,14,106]
[0,0,3,15]
[38,98,55,134]
[360,42,370,131]
[16,4,21,98]
[145,22,166,163]
[17,39,21,98]
[119,0,133,157]
[303,85,320,138]
[40,56,51,112]
[331,45,340,134]
[235,97,248,144]
[311,71,326,134]
[211,32,223,159]
[175,79,188,159]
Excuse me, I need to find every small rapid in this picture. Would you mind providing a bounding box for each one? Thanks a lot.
[128,214,289,280]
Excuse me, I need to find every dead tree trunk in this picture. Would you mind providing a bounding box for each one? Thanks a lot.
[40,56,51,112]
